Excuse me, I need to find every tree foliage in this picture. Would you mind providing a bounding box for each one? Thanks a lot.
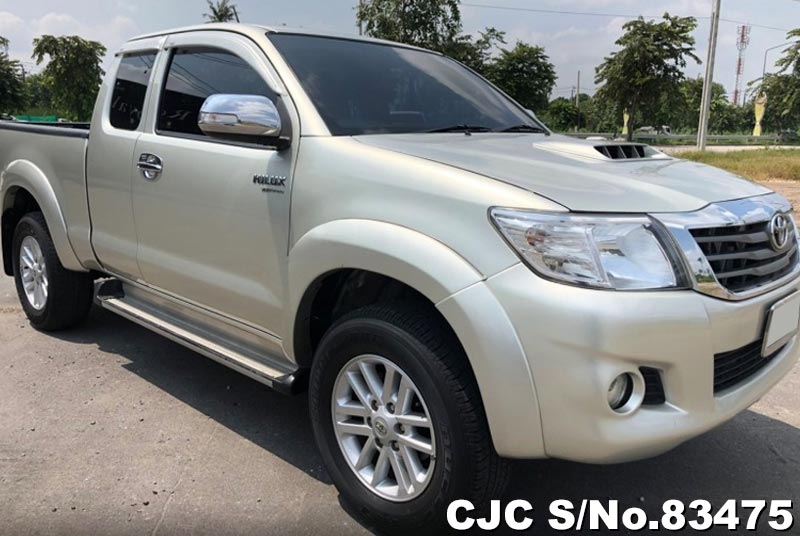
[759,74,800,131]
[444,27,505,72]
[594,13,700,139]
[203,0,238,23]
[766,28,800,130]
[543,97,578,131]
[486,42,556,113]
[356,0,509,74]
[357,0,461,52]
[21,73,60,116]
[0,35,25,115]
[356,1,555,111]
[777,29,800,75]
[32,35,106,121]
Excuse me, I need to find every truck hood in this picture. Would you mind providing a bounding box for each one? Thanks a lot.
[353,134,770,213]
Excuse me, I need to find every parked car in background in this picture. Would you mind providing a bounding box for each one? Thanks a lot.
[637,125,673,135]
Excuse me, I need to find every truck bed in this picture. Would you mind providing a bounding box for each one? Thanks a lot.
[0,120,93,273]
[0,120,90,138]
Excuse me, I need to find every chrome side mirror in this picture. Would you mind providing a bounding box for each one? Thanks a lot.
[198,94,282,139]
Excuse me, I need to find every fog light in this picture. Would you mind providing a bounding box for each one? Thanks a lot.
[608,373,633,410]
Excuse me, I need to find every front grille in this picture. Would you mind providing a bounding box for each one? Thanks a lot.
[714,340,782,393]
[690,220,798,293]
[640,367,666,405]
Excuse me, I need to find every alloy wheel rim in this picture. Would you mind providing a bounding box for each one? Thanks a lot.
[20,236,48,311]
[331,354,437,502]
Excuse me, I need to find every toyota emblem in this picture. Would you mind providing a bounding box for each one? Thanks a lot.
[768,213,791,252]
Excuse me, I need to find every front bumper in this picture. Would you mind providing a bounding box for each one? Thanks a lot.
[469,263,799,463]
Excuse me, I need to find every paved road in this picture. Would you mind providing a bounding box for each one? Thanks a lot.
[1,275,798,535]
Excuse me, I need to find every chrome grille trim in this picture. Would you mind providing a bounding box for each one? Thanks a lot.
[654,193,800,301]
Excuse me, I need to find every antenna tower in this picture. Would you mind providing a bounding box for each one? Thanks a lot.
[733,25,751,106]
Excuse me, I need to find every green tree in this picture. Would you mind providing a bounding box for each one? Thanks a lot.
[777,29,800,74]
[21,72,59,116]
[357,0,461,52]
[760,74,800,132]
[543,97,577,131]
[356,0,504,73]
[486,42,556,113]
[594,13,700,140]
[444,27,505,72]
[710,101,753,134]
[0,36,25,115]
[32,35,106,121]
[770,28,800,131]
[671,77,726,132]
[203,0,239,23]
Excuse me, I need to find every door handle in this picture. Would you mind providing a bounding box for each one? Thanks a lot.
[137,153,163,180]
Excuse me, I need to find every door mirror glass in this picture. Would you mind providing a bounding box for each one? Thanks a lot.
[198,94,281,139]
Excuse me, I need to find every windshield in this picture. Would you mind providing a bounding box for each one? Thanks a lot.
[269,34,546,136]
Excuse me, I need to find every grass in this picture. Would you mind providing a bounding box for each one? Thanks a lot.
[679,149,800,182]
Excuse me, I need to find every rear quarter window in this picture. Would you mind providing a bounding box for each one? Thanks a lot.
[109,53,157,131]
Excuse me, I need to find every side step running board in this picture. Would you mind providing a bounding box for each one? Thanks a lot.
[97,285,300,395]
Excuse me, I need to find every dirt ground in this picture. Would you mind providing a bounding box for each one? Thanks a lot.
[765,180,800,207]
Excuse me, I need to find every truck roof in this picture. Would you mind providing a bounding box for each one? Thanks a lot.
[128,22,437,54]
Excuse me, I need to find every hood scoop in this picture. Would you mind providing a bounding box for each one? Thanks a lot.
[596,144,649,159]
[532,140,671,162]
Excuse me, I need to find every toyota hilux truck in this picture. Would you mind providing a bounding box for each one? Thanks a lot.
[1,23,799,533]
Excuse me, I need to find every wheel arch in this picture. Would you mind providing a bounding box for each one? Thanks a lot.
[1,160,85,275]
[287,219,545,458]
[286,219,483,366]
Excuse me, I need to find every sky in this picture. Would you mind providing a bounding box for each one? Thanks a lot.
[0,0,798,101]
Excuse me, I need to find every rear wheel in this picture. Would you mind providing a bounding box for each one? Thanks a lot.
[309,303,509,534]
[12,212,94,331]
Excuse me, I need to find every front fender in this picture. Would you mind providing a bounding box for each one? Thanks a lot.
[287,220,482,323]
[1,160,85,272]
[286,219,545,458]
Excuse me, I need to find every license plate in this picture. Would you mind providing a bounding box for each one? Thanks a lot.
[763,291,800,356]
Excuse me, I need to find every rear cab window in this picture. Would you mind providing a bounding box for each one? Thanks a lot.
[109,53,157,131]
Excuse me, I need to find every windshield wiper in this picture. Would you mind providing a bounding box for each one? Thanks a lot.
[427,124,493,135]
[495,124,548,134]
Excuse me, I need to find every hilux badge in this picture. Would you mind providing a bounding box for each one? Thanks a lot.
[768,213,791,252]
[253,174,286,187]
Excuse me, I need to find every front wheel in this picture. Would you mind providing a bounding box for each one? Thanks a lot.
[309,303,509,534]
[12,212,94,331]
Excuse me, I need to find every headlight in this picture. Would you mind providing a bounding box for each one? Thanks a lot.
[490,208,686,290]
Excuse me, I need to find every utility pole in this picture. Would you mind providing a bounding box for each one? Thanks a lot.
[575,70,581,131]
[733,25,750,106]
[697,0,721,151]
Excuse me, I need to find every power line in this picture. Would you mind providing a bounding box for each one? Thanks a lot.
[460,3,791,32]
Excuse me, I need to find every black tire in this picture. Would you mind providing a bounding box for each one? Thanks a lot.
[309,302,509,535]
[12,212,94,331]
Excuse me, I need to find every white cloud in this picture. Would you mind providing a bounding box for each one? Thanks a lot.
[2,11,139,72]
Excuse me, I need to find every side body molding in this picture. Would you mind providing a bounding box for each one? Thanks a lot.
[1,160,86,272]
[286,219,545,458]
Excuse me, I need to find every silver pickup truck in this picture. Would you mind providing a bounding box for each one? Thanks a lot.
[2,23,799,532]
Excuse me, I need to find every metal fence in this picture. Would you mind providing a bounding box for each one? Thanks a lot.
[561,132,785,145]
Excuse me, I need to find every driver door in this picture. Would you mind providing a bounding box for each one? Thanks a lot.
[131,31,293,336]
